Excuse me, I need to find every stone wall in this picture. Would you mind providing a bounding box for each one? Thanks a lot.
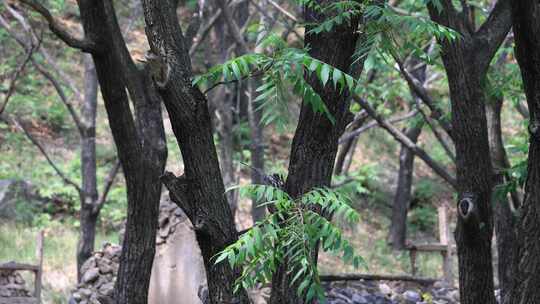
[0,270,32,298]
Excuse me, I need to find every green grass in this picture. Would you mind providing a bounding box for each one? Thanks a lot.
[0,222,118,304]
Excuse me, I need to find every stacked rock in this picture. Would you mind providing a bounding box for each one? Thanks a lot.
[71,198,188,304]
[0,269,32,298]
[155,198,187,246]
[324,280,461,304]
[70,243,120,304]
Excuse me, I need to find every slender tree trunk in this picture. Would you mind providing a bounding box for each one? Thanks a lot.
[142,1,249,302]
[249,3,268,223]
[485,96,516,302]
[269,3,364,303]
[212,5,239,215]
[77,54,99,280]
[388,123,422,249]
[509,3,540,303]
[388,59,426,250]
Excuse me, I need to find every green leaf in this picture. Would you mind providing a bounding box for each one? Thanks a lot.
[320,64,331,86]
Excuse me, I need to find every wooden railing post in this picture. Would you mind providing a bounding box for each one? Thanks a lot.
[35,230,44,304]
[438,205,453,284]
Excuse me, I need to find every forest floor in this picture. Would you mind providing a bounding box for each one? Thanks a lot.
[1,200,445,304]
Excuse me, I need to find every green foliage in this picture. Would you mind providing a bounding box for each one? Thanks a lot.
[216,185,365,302]
[409,205,437,232]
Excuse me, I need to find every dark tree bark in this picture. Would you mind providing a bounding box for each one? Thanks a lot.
[269,3,364,303]
[20,1,169,302]
[388,123,422,249]
[508,2,540,303]
[485,95,516,302]
[426,1,511,303]
[388,59,426,250]
[141,1,249,303]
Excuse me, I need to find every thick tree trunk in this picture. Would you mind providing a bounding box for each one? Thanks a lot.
[77,54,99,280]
[142,1,249,303]
[388,123,422,249]
[427,2,511,302]
[77,2,168,303]
[509,3,540,303]
[269,4,363,303]
[485,96,516,302]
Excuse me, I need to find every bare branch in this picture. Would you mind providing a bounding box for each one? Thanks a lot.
[189,8,222,56]
[0,12,85,134]
[393,54,453,139]
[415,99,456,163]
[355,98,457,188]
[215,0,249,54]
[17,0,98,52]
[11,117,82,193]
[5,6,84,100]
[94,160,122,214]
[267,0,297,22]
[339,109,419,143]
[0,44,34,115]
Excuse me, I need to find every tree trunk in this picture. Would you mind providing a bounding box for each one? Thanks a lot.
[485,95,516,302]
[249,3,268,223]
[269,4,363,303]
[77,54,99,280]
[427,2,511,302]
[388,58,426,250]
[509,3,540,303]
[77,2,168,303]
[388,123,422,249]
[141,1,249,303]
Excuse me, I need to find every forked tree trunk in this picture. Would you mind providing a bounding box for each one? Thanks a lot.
[141,1,249,303]
[508,2,540,303]
[427,2,511,302]
[77,2,168,303]
[269,3,364,303]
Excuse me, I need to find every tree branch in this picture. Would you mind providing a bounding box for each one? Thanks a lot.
[0,12,86,134]
[474,0,511,76]
[393,54,453,139]
[0,42,34,115]
[339,109,418,144]
[355,98,457,188]
[11,117,82,193]
[267,0,297,22]
[415,99,456,163]
[215,0,250,54]
[94,160,122,214]
[17,0,98,53]
[189,8,222,56]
